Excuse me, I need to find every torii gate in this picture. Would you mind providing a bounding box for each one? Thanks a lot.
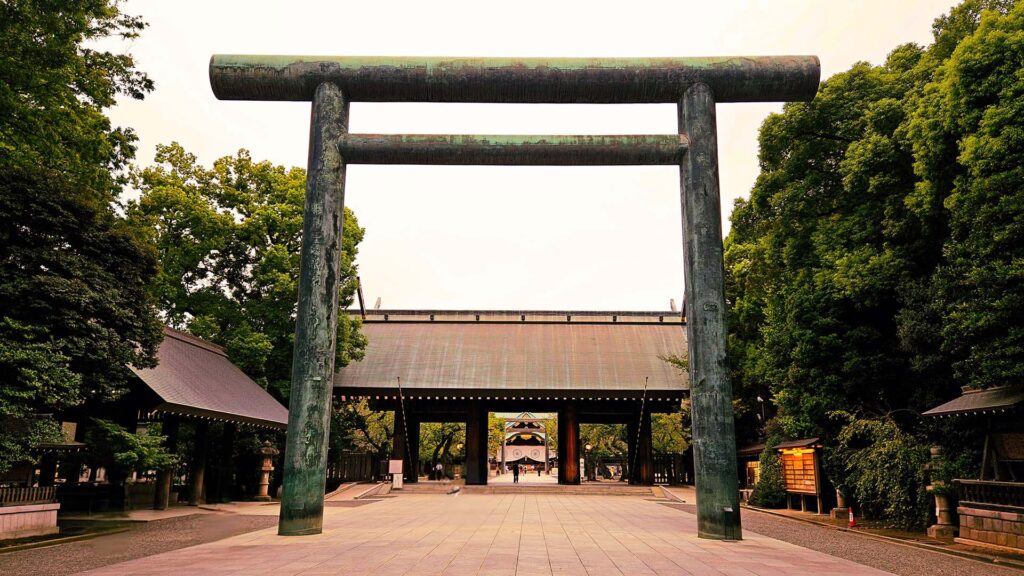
[209,55,819,540]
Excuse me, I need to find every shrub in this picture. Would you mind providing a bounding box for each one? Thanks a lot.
[827,416,930,529]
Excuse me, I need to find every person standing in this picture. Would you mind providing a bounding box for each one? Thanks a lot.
[512,462,519,483]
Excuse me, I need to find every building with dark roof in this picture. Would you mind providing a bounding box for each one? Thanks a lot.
[335,310,688,486]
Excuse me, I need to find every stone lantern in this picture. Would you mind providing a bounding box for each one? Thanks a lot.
[255,441,279,502]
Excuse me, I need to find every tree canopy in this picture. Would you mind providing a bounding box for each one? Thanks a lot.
[727,0,1020,527]
[129,143,367,401]
[0,1,163,472]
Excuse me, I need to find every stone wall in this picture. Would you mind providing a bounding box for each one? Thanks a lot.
[0,502,60,541]
[956,505,1024,551]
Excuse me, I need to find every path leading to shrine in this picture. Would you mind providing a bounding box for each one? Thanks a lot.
[67,493,898,576]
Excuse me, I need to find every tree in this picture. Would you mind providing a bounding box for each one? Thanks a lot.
[921,2,1024,389]
[0,1,162,472]
[129,143,367,400]
[725,0,1018,526]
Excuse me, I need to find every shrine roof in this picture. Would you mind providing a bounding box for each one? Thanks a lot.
[923,386,1024,417]
[335,310,688,398]
[130,328,289,429]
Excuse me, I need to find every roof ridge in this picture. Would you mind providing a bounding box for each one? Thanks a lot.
[162,326,229,357]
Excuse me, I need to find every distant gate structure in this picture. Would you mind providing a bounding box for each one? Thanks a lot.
[209,54,820,540]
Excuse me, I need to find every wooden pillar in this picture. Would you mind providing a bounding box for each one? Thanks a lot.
[154,416,179,510]
[500,428,506,475]
[558,404,580,485]
[465,402,488,485]
[214,423,236,502]
[189,420,208,506]
[636,409,654,485]
[679,83,742,540]
[279,82,349,536]
[407,416,420,483]
[392,410,407,474]
[626,419,637,484]
[544,422,550,474]
[38,452,57,487]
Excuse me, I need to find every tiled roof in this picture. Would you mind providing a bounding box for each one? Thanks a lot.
[130,327,288,429]
[335,310,689,397]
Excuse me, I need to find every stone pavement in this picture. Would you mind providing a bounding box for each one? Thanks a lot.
[490,470,558,485]
[75,493,892,576]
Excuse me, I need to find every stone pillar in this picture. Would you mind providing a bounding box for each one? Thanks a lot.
[279,82,349,536]
[256,441,280,502]
[464,402,488,485]
[679,83,742,540]
[189,420,208,506]
[558,404,580,485]
[154,416,179,510]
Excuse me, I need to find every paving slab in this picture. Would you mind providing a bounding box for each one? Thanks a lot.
[70,494,892,576]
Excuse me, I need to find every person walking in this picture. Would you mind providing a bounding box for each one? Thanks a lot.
[512,462,519,483]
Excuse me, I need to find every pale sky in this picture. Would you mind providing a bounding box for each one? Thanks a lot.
[107,0,956,311]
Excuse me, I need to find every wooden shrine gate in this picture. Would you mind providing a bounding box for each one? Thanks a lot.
[209,54,820,540]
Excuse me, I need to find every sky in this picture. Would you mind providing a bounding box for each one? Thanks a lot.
[107,0,957,312]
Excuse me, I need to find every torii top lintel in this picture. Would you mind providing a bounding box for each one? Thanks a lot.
[209,55,820,104]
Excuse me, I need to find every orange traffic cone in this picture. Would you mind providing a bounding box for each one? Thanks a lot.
[848,506,857,528]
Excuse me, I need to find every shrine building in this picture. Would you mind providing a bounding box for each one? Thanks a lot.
[334,309,688,486]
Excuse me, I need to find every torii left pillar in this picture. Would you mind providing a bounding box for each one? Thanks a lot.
[278,82,349,536]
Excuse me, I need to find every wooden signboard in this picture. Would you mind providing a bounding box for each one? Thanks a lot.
[780,449,818,495]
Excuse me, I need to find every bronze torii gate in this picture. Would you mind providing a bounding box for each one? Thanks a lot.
[209,55,819,540]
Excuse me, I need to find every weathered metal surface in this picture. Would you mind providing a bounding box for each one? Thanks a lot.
[334,320,688,394]
[464,401,488,485]
[337,134,686,165]
[209,55,820,103]
[679,83,742,540]
[279,83,349,537]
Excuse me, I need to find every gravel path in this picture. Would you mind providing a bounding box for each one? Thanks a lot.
[664,503,1021,576]
[0,513,277,576]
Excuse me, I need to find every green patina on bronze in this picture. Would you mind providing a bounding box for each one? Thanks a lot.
[209,55,819,103]
[337,134,688,165]
[278,82,348,536]
[209,53,820,541]
[680,83,742,540]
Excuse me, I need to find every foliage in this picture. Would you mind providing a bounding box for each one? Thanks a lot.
[725,0,1018,440]
[332,399,393,460]
[750,429,787,508]
[85,419,178,478]
[826,416,930,529]
[0,1,162,472]
[924,2,1024,388]
[420,422,464,476]
[129,144,366,400]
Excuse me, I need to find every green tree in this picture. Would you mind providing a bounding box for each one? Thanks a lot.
[920,2,1024,388]
[0,1,162,472]
[129,143,367,400]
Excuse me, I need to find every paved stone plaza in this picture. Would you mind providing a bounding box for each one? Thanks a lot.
[74,494,892,576]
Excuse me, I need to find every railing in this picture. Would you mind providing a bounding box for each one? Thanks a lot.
[957,479,1024,513]
[0,486,56,506]
[327,452,375,485]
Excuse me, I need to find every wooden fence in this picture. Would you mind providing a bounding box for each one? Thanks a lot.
[0,486,56,506]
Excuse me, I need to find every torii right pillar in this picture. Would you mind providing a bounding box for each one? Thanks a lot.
[679,82,742,540]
